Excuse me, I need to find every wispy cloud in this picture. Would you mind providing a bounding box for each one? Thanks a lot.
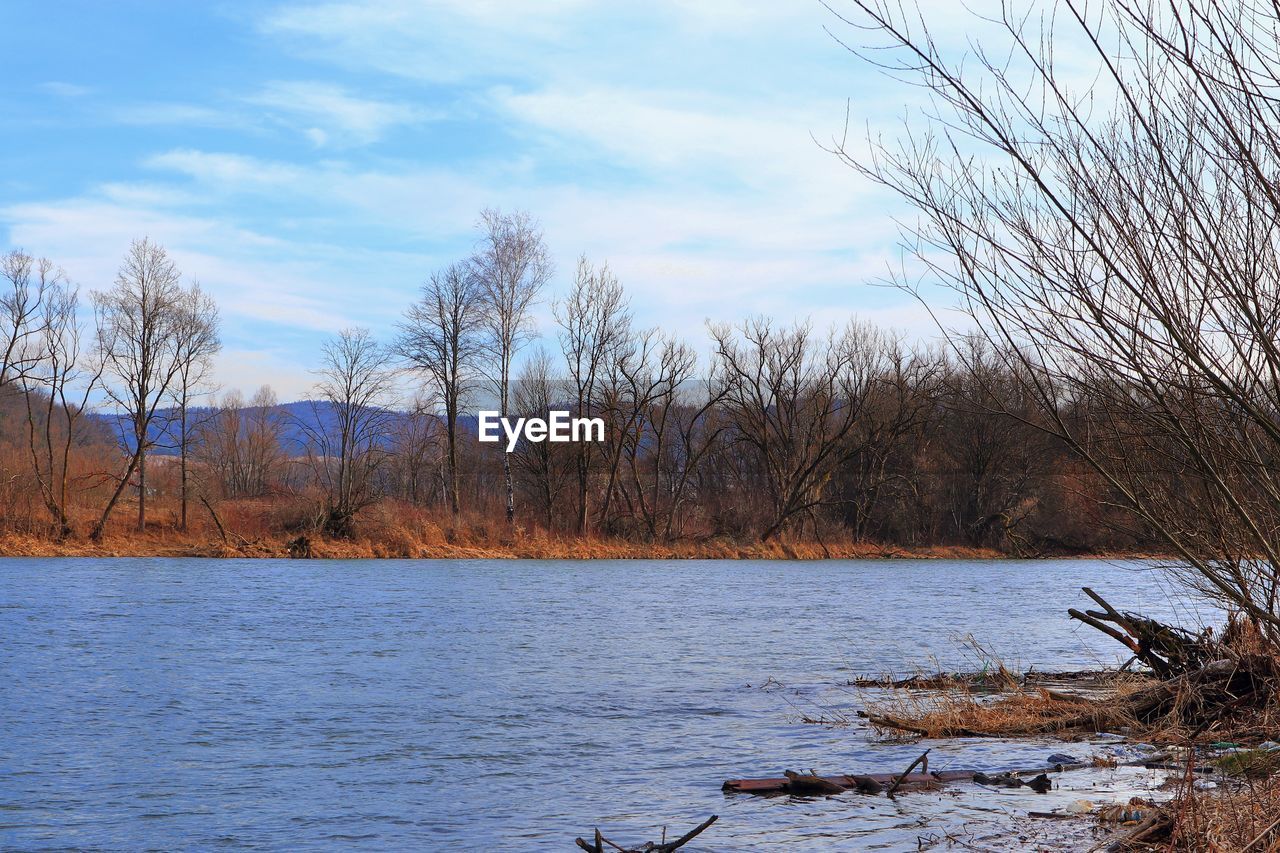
[112,102,248,129]
[245,80,433,146]
[40,81,91,98]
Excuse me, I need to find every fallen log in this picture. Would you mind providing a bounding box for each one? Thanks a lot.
[723,763,1076,795]
[886,749,930,797]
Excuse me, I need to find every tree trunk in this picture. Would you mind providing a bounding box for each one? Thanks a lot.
[137,430,147,532]
[576,438,590,535]
[447,411,459,516]
[503,453,515,524]
[91,449,143,541]
[179,405,189,531]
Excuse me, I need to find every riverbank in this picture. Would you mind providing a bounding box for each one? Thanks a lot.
[0,530,1018,560]
[840,592,1280,850]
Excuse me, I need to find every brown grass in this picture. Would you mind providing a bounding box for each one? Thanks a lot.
[863,677,1155,739]
[0,527,1010,560]
[1165,776,1280,851]
[0,497,1012,560]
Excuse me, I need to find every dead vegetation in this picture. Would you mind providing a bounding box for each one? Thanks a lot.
[1162,777,1280,851]
[849,589,1280,850]
[0,514,1008,561]
[860,590,1280,748]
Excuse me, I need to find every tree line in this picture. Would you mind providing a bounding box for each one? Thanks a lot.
[1,210,1144,553]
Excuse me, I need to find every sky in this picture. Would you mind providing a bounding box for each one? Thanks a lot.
[2,0,976,401]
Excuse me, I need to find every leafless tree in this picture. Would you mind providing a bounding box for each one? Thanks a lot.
[510,347,572,528]
[555,256,631,534]
[839,338,939,541]
[711,318,887,542]
[1,250,55,390]
[300,327,396,537]
[196,386,286,499]
[19,274,105,537]
[386,394,445,505]
[472,208,553,525]
[165,282,220,530]
[616,335,727,540]
[396,262,482,515]
[837,0,1280,634]
[91,238,200,539]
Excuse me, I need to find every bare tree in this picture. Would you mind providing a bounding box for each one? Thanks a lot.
[19,273,104,538]
[1,250,55,390]
[91,238,199,539]
[616,335,727,540]
[711,318,887,542]
[839,338,939,542]
[165,283,220,531]
[300,328,396,538]
[386,394,444,505]
[838,0,1280,634]
[555,256,631,534]
[471,208,553,525]
[196,385,286,499]
[396,262,482,515]
[510,347,572,528]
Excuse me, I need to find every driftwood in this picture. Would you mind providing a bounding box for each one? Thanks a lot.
[574,815,718,853]
[724,761,1081,795]
[1069,587,1215,678]
[885,749,930,797]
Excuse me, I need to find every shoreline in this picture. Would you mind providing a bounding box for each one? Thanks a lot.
[0,533,1165,561]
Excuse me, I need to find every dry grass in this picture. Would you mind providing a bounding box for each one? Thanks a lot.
[0,497,1011,561]
[1164,776,1280,851]
[863,677,1154,738]
[0,530,1007,561]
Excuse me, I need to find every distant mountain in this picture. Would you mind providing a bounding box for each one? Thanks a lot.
[92,400,450,456]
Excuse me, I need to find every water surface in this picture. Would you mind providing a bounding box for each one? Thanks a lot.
[0,558,1211,850]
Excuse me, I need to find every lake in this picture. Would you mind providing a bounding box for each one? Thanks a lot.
[0,558,1214,850]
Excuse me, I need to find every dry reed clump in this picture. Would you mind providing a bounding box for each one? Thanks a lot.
[864,658,1280,744]
[1162,776,1280,851]
[862,677,1153,739]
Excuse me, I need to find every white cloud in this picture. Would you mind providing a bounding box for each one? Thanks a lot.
[112,102,247,128]
[245,80,432,145]
[41,81,91,98]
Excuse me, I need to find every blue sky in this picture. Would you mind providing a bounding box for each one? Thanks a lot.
[2,1,962,400]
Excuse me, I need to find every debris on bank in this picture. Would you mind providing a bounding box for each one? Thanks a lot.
[729,588,1280,849]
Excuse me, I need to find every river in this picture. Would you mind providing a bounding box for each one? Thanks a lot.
[0,558,1216,850]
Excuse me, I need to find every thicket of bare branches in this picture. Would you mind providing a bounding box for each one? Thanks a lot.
[834,0,1280,635]
[300,328,397,538]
